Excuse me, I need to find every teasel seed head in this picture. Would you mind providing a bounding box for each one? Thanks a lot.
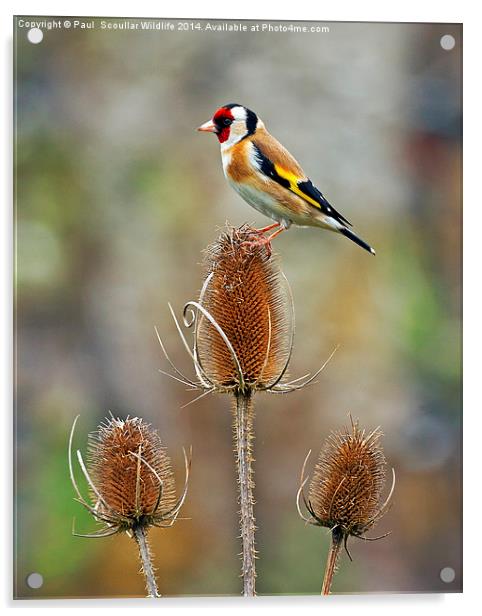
[297,416,395,595]
[69,415,191,538]
[195,225,291,391]
[155,224,338,401]
[297,416,395,555]
[87,416,177,527]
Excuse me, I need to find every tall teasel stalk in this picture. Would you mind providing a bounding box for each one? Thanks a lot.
[297,416,395,595]
[156,224,335,596]
[68,415,191,597]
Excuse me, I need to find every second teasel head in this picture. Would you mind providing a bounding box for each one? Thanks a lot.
[69,415,190,537]
[88,416,176,529]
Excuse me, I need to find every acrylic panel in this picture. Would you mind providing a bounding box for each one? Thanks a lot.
[13,16,462,598]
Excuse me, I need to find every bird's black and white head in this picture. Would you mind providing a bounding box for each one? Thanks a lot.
[197,104,261,148]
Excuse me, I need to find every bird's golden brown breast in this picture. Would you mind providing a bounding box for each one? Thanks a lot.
[225,139,253,183]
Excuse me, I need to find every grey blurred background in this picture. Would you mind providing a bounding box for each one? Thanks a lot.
[14,18,461,597]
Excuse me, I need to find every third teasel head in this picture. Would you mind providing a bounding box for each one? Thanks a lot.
[298,416,395,555]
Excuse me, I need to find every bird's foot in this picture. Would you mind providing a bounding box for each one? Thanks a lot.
[242,233,274,257]
[242,223,286,258]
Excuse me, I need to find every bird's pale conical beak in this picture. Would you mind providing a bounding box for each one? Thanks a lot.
[197,120,217,133]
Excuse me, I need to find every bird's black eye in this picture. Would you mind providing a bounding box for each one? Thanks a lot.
[222,117,233,127]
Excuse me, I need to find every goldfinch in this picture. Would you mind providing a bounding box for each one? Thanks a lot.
[197,103,375,255]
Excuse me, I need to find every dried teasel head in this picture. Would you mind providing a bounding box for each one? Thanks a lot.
[155,224,337,401]
[297,416,395,557]
[69,415,191,538]
[195,225,291,391]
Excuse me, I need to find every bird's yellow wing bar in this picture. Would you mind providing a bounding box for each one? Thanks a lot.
[274,165,351,226]
[273,165,322,209]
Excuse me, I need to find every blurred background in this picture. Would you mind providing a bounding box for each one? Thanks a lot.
[14,18,461,597]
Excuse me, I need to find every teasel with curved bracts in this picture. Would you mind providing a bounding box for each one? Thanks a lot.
[296,416,395,595]
[68,414,191,597]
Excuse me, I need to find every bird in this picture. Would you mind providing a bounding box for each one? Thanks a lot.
[197,103,375,255]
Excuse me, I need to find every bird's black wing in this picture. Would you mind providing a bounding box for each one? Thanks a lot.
[252,143,352,227]
[295,178,352,227]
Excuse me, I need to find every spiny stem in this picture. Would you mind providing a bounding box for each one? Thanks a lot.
[133,525,160,598]
[321,527,343,595]
[233,390,256,597]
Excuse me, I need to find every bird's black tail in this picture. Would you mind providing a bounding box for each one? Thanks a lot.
[340,227,376,255]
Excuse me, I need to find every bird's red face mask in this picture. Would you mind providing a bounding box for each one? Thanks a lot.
[197,107,234,144]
